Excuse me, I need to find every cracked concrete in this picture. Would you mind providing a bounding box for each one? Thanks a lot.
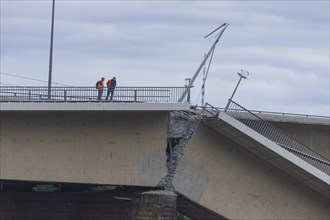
[158,111,201,191]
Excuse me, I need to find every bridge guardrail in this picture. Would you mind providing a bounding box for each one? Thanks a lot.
[196,104,330,120]
[225,100,330,175]
[0,86,190,103]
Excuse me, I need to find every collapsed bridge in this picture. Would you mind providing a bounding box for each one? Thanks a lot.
[0,89,329,219]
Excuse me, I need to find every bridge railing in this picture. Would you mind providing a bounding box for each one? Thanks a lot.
[196,104,329,119]
[225,100,330,175]
[0,86,190,103]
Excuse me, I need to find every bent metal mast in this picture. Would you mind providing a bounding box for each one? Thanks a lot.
[178,23,229,102]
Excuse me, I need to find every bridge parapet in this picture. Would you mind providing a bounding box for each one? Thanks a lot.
[0,86,191,111]
[0,86,190,103]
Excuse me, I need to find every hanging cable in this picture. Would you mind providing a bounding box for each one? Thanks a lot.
[195,46,216,106]
[0,72,72,86]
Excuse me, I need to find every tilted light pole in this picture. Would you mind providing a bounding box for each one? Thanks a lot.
[178,23,229,102]
[48,0,55,99]
[224,68,249,112]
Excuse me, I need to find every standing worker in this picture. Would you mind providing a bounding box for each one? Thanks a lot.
[106,76,117,101]
[96,77,105,101]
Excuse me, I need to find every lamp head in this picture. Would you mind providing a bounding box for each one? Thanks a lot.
[238,68,249,79]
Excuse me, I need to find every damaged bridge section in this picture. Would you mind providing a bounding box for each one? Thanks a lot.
[158,111,202,191]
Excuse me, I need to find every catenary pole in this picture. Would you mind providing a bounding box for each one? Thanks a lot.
[178,23,229,102]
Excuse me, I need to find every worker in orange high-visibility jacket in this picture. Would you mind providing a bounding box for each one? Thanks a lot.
[96,77,105,101]
[106,76,117,101]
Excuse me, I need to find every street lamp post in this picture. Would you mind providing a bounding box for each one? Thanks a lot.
[224,68,249,112]
[48,0,55,99]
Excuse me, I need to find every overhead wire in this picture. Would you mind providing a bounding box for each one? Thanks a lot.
[0,82,18,86]
[0,72,72,86]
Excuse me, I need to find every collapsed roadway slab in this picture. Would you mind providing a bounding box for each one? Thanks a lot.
[169,107,329,219]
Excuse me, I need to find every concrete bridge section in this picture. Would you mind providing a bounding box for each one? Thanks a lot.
[1,102,329,219]
[0,107,171,186]
[173,112,330,219]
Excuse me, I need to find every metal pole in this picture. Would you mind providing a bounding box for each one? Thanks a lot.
[224,76,243,112]
[178,23,229,102]
[224,69,249,112]
[48,0,55,99]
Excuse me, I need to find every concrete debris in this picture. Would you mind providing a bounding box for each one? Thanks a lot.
[158,111,201,191]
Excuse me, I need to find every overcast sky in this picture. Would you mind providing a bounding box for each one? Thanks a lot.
[1,0,329,116]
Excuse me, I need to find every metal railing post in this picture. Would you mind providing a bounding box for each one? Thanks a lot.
[64,90,67,102]
[187,87,191,103]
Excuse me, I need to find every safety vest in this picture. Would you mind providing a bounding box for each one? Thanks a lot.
[98,81,104,90]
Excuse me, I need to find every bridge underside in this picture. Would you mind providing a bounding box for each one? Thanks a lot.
[0,179,225,220]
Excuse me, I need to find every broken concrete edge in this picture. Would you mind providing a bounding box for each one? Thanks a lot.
[158,111,203,191]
